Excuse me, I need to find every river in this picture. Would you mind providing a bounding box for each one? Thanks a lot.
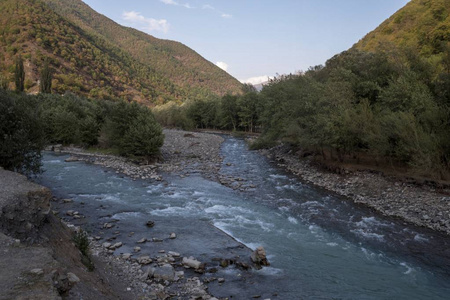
[36,135,450,299]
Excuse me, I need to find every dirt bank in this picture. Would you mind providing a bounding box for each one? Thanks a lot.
[0,168,138,300]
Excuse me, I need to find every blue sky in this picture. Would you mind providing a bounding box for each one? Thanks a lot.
[82,0,410,84]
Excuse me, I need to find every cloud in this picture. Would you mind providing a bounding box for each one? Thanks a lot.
[241,76,272,85]
[202,4,232,19]
[122,11,170,33]
[160,0,177,5]
[216,62,229,72]
[159,0,193,9]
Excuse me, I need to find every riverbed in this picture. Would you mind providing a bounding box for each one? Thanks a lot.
[36,134,450,299]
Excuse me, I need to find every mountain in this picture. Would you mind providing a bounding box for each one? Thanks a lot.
[0,0,242,105]
[354,0,450,58]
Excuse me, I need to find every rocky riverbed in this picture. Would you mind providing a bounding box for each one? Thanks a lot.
[58,129,224,183]
[262,144,450,236]
[17,128,450,299]
[43,129,266,300]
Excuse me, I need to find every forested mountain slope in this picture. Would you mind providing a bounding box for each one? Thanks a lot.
[354,0,450,64]
[0,0,242,105]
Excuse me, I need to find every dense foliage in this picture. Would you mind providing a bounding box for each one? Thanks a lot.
[0,90,45,175]
[154,45,450,179]
[0,90,164,175]
[355,0,450,58]
[0,0,241,104]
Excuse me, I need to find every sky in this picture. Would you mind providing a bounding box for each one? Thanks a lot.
[82,0,410,85]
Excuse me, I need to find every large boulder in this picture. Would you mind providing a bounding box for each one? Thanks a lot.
[251,246,270,269]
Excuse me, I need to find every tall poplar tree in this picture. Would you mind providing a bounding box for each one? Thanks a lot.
[39,59,53,93]
[14,55,25,92]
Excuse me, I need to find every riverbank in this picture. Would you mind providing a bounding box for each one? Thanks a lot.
[32,129,450,298]
[42,129,258,299]
[60,128,450,236]
[59,129,224,182]
[262,144,450,236]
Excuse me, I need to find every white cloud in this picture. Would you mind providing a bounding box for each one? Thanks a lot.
[160,0,193,9]
[122,11,170,33]
[216,62,229,72]
[241,76,272,85]
[202,4,214,10]
[160,0,177,5]
[221,13,232,18]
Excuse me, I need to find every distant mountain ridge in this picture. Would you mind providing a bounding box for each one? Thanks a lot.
[0,0,242,105]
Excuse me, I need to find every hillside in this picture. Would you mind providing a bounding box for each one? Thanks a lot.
[354,0,450,60]
[0,0,242,105]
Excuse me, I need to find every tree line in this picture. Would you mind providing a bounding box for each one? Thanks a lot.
[154,45,450,179]
[0,88,164,175]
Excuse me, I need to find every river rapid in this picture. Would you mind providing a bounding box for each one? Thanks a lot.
[36,135,450,299]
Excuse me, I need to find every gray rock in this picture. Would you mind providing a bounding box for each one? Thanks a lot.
[182,257,202,269]
[67,272,80,284]
[122,253,132,260]
[137,256,153,265]
[168,251,180,257]
[169,233,177,239]
[111,242,123,249]
[30,268,44,275]
[152,264,175,281]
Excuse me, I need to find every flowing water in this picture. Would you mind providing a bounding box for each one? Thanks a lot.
[36,135,450,299]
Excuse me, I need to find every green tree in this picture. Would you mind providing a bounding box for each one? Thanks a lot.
[14,55,25,92]
[0,90,45,175]
[39,59,53,93]
[121,109,164,158]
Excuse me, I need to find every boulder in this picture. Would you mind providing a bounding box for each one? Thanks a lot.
[152,264,175,281]
[168,251,180,257]
[169,233,177,239]
[182,257,202,269]
[111,242,123,249]
[137,256,153,265]
[146,220,155,227]
[251,246,270,269]
[67,272,80,284]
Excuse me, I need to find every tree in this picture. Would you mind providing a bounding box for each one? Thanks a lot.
[39,59,53,93]
[121,110,164,158]
[0,90,45,175]
[14,55,25,92]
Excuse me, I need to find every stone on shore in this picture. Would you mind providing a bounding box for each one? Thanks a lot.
[152,264,175,281]
[182,257,202,269]
[137,256,153,265]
